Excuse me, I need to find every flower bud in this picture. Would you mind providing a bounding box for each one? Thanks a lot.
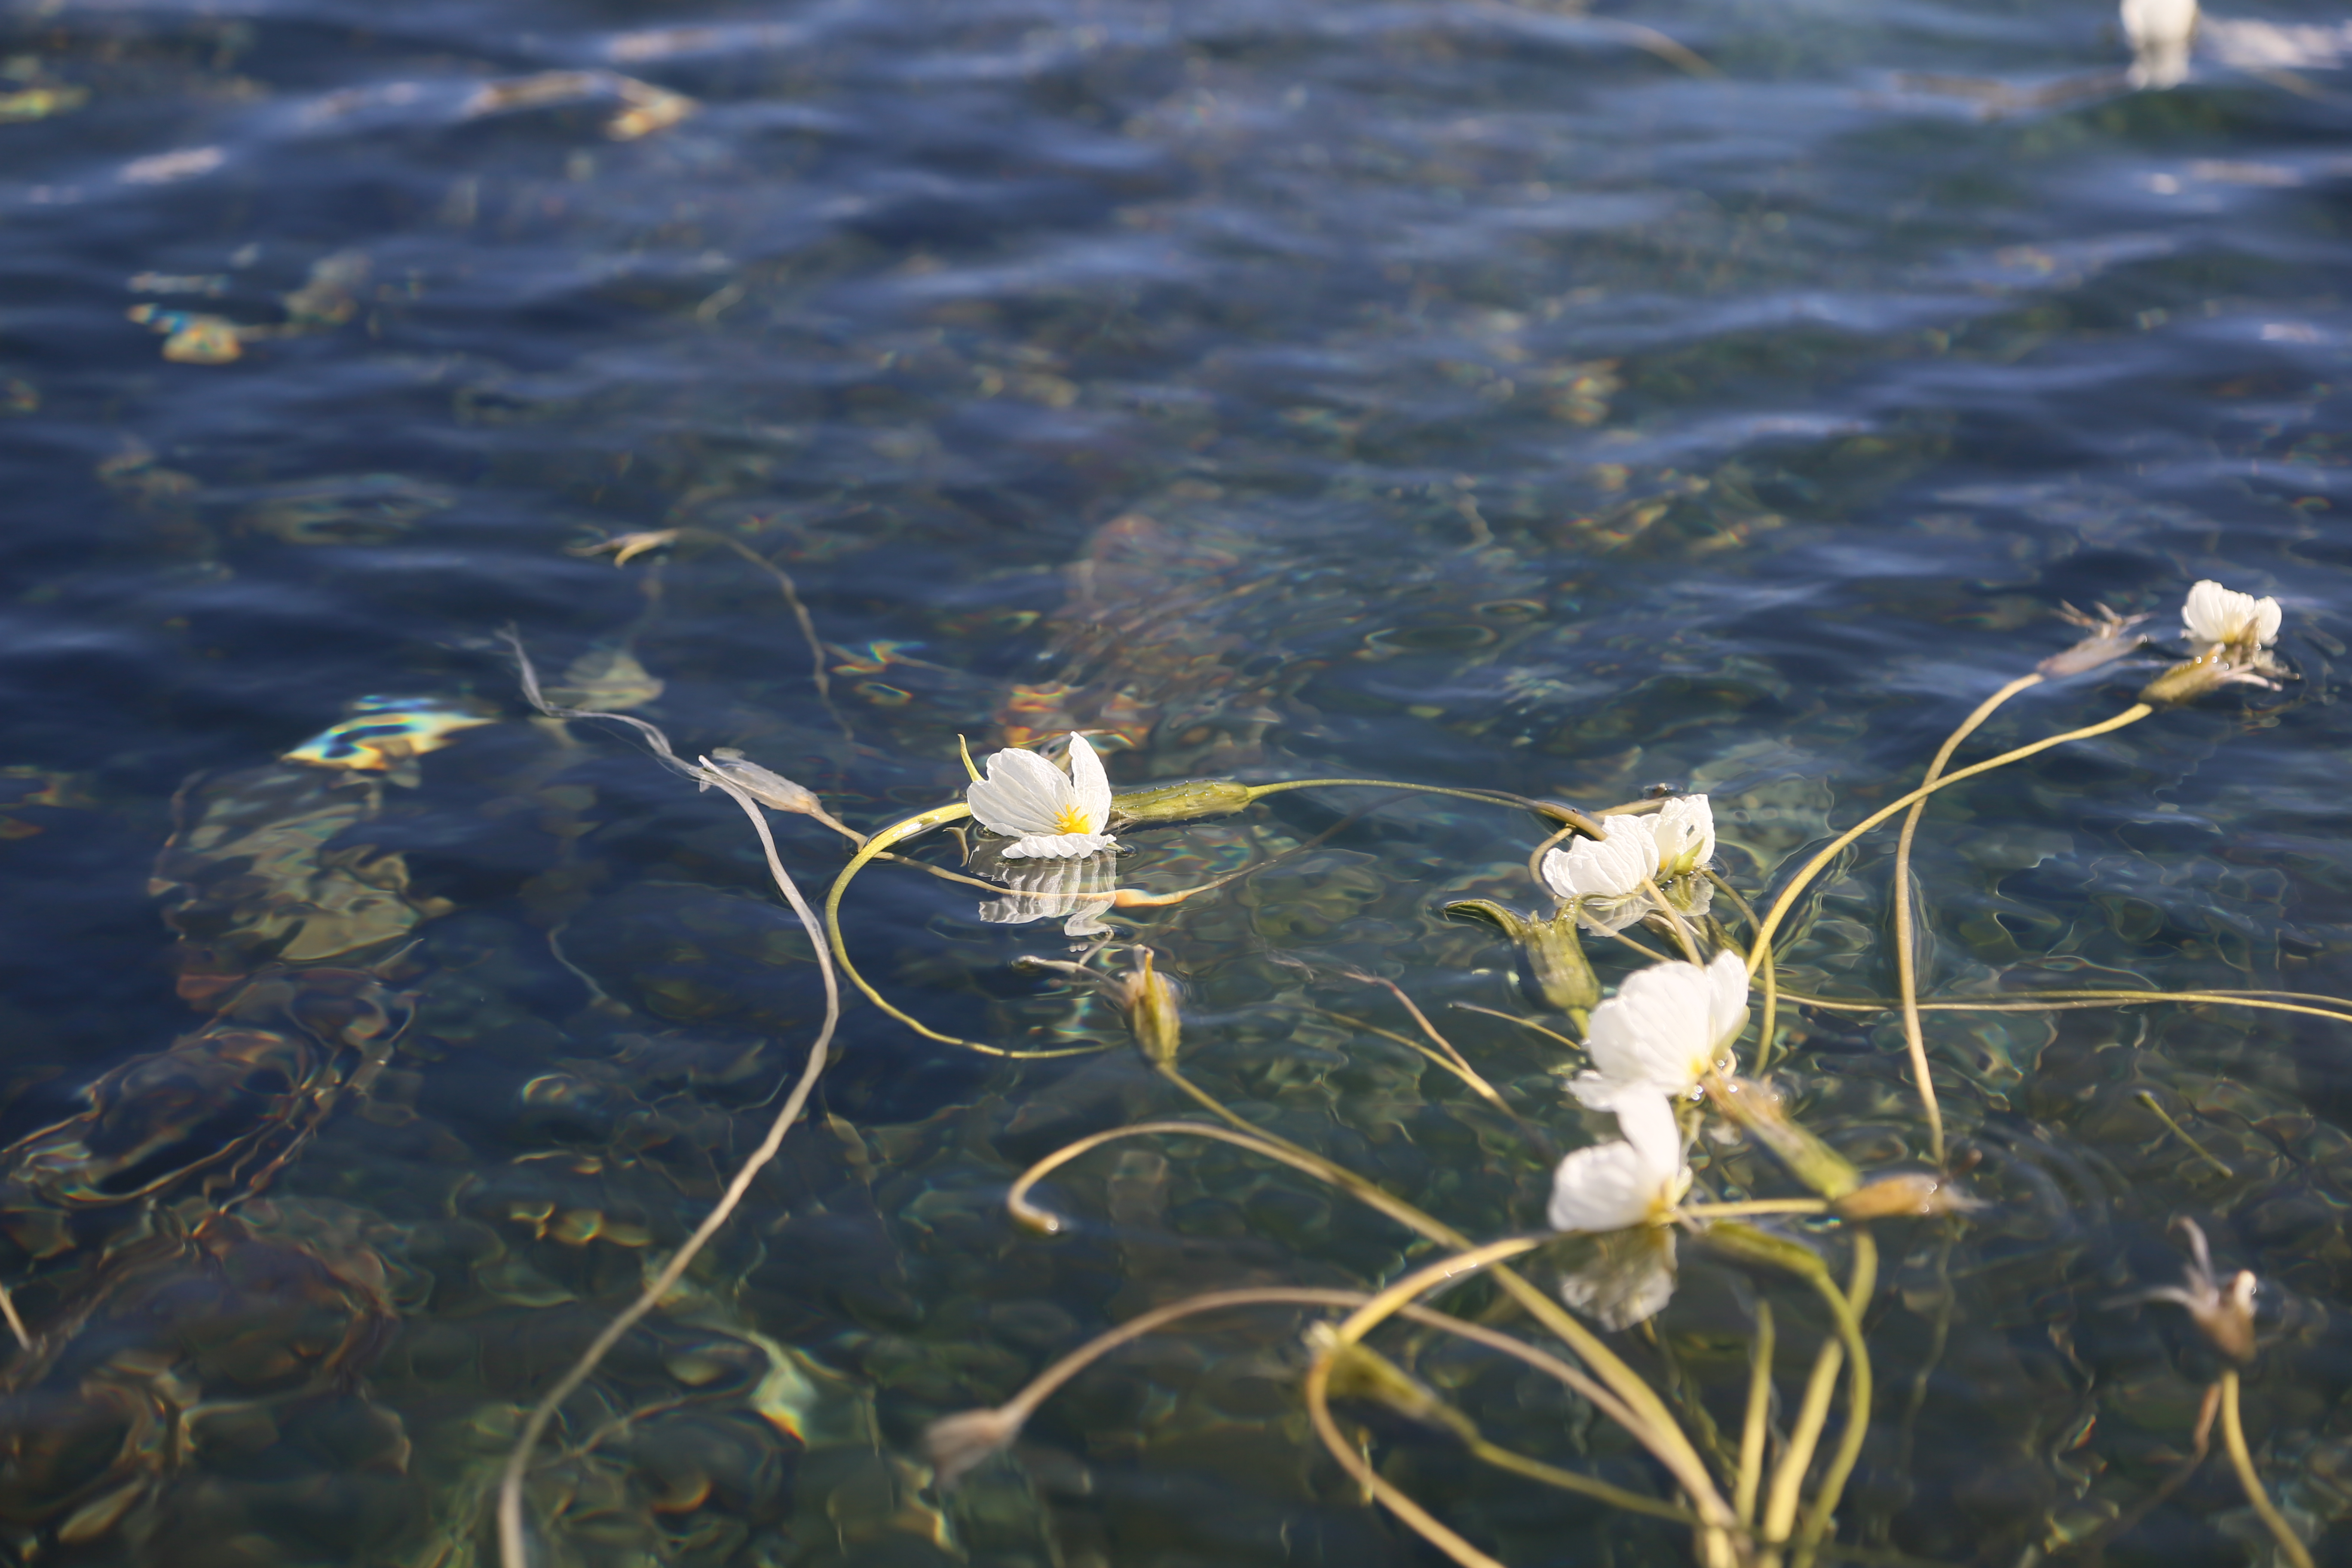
[1707,1075,1861,1200]
[1831,1172,1983,1221]
[1115,951,1183,1066]
[1108,779,1256,826]
[699,750,821,814]
[1442,900,1600,1016]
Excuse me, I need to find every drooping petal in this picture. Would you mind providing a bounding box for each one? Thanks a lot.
[968,747,1075,837]
[2181,580,2235,646]
[1064,732,1113,834]
[1596,1082,1684,1181]
[1000,831,1117,860]
[1650,796,1715,877]
[1542,818,1658,901]
[2252,594,2282,648]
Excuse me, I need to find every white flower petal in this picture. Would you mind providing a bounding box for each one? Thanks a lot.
[1065,732,1112,833]
[2181,580,2277,650]
[1583,956,1748,1096]
[1547,1141,1661,1233]
[968,747,1075,836]
[1542,818,1657,901]
[2253,595,2282,648]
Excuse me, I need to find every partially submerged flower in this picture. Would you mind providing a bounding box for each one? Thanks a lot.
[1573,952,1749,1102]
[1440,898,1600,1015]
[967,734,1118,859]
[2038,601,2151,677]
[2123,0,2198,90]
[1547,1082,1690,1233]
[1540,796,1714,933]
[979,852,1118,938]
[1548,1083,1689,1328]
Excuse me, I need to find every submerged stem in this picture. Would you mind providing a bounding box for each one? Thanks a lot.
[1736,1300,1776,1528]
[2220,1369,2313,1568]
[1893,674,2041,1166]
[496,774,841,1568]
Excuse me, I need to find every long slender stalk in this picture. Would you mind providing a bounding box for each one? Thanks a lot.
[1892,675,2043,1165]
[1795,1232,1877,1566]
[1736,1300,1776,1527]
[1747,704,2154,977]
[2220,1369,2314,1568]
[498,775,840,1568]
[1005,1120,1736,1528]
[1776,987,2352,1028]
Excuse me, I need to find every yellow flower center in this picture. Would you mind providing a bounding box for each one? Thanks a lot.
[1051,803,1093,835]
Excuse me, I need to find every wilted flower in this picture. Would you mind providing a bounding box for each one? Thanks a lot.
[979,852,1118,938]
[1113,949,1182,1064]
[2123,0,2198,90]
[1831,1171,1984,1220]
[967,734,1118,859]
[2038,601,2151,677]
[1548,1083,1689,1328]
[1572,952,1749,1102]
[2121,1216,2258,1364]
[921,1406,1025,1486]
[1540,797,1715,934]
[1441,899,1600,1015]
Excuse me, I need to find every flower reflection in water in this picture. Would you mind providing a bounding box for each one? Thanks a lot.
[977,850,1118,939]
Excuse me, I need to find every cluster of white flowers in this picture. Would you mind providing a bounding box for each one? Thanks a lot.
[1540,795,1716,933]
[1543,952,1751,1325]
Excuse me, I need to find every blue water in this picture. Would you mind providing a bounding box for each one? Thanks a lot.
[3,0,2352,1563]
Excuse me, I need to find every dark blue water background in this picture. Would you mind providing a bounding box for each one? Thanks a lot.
[3,0,2352,1563]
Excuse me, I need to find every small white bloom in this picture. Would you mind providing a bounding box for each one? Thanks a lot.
[1573,952,1749,1101]
[1542,817,1658,901]
[966,734,1118,859]
[1542,798,1714,934]
[977,852,1117,938]
[2180,579,2280,654]
[2123,0,2198,89]
[1547,1083,1689,1233]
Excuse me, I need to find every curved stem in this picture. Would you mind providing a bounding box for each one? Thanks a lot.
[1893,675,2042,1166]
[498,777,840,1568]
[1748,704,2153,977]
[821,802,1106,1059]
[2221,1368,2314,1568]
[1775,987,2352,1028]
[1795,1232,1877,1566]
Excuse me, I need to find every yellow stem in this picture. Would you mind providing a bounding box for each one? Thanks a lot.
[1449,1002,1582,1051]
[1893,674,2042,1166]
[1736,1300,1775,1528]
[1749,704,2153,976]
[2134,1091,2235,1178]
[1778,987,2352,1028]
[821,802,1108,1059]
[1643,873,1704,962]
[1795,1233,1877,1565]
[2221,1368,2313,1568]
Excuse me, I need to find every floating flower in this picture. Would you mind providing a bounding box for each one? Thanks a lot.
[1573,952,1749,1102]
[1540,797,1714,934]
[977,852,1117,938]
[966,734,1118,859]
[1548,1082,1689,1328]
[2180,579,2280,658]
[2123,0,2198,90]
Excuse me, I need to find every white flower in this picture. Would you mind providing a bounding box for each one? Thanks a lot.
[1541,798,1714,934]
[966,734,1117,859]
[1651,796,1714,879]
[1573,952,1749,1101]
[2180,579,2279,655]
[977,852,1118,939]
[1542,816,1658,901]
[2123,0,2198,89]
[1547,1083,1689,1233]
